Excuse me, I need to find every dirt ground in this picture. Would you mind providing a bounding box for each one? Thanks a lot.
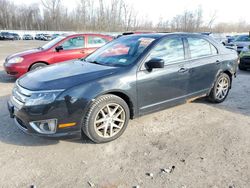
[0,40,249,188]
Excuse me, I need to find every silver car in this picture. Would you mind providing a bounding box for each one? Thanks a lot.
[230,35,250,53]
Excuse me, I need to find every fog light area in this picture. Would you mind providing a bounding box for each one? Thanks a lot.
[30,119,57,134]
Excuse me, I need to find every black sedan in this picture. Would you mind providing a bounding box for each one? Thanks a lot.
[8,33,238,143]
[0,32,14,40]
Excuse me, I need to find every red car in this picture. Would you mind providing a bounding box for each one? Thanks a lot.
[4,33,113,78]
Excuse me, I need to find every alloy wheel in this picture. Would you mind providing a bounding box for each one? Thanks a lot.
[215,76,229,100]
[94,103,126,138]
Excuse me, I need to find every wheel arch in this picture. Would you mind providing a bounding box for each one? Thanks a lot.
[28,61,49,71]
[105,91,135,119]
[222,70,233,89]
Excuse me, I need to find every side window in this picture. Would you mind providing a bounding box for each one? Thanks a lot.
[188,37,215,58]
[87,36,108,48]
[147,38,185,65]
[61,36,84,50]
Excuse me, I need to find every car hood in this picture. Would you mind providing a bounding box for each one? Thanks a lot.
[18,60,120,90]
[6,48,42,61]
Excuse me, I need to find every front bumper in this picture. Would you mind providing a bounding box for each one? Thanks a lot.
[7,98,82,138]
[3,61,28,78]
[239,57,250,68]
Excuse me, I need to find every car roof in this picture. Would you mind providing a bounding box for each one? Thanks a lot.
[62,33,111,38]
[122,32,207,39]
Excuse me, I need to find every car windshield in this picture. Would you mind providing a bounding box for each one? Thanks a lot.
[85,35,156,67]
[41,36,65,50]
[235,35,250,42]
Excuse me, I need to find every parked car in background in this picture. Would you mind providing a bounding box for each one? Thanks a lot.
[4,33,113,77]
[227,35,239,43]
[0,32,14,40]
[51,34,60,40]
[0,32,3,40]
[239,45,250,70]
[35,34,43,40]
[41,34,52,41]
[201,32,228,45]
[229,34,250,54]
[7,33,238,143]
[23,34,33,40]
[11,33,21,40]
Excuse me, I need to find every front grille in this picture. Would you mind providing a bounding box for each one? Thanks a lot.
[12,83,32,107]
[16,117,28,130]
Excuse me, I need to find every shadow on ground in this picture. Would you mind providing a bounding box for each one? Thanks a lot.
[194,70,250,116]
[0,70,16,83]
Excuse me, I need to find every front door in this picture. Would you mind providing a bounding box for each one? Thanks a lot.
[137,37,189,115]
[52,36,85,64]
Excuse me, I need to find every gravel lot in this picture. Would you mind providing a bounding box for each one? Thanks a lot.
[0,41,250,188]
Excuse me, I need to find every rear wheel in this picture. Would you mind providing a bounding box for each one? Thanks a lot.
[208,73,231,103]
[29,63,47,71]
[82,94,130,143]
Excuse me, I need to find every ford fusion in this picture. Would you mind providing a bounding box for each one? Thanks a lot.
[8,33,238,143]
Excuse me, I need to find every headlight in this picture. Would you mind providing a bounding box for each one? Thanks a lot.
[8,57,24,64]
[25,91,63,106]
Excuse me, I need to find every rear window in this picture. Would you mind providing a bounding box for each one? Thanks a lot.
[188,37,217,58]
[235,35,250,42]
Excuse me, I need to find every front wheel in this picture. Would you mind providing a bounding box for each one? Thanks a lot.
[82,94,130,143]
[208,73,231,103]
[29,63,47,71]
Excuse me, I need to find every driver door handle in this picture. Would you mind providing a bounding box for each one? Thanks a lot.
[178,67,189,73]
[216,60,220,65]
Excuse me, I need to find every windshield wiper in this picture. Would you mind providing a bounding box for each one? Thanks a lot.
[37,46,43,50]
[87,60,103,65]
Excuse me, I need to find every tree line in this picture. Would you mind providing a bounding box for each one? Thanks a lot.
[0,0,249,33]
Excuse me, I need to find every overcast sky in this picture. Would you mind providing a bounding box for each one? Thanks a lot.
[14,0,250,24]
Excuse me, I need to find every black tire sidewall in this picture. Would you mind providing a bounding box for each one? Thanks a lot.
[83,95,130,143]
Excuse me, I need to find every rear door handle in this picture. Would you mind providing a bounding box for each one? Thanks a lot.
[178,67,189,73]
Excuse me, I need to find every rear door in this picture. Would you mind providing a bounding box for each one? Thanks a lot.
[137,36,189,115]
[52,35,85,64]
[185,37,220,96]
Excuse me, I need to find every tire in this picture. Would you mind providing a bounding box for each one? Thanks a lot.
[29,63,47,71]
[208,73,231,103]
[82,94,130,143]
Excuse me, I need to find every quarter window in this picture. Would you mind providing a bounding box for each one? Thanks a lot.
[147,38,185,65]
[87,36,109,48]
[62,36,84,50]
[188,37,217,58]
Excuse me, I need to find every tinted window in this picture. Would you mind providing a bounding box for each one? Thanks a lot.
[42,36,65,50]
[147,37,185,64]
[85,36,156,67]
[87,36,108,48]
[62,36,84,50]
[188,38,214,58]
[235,35,250,42]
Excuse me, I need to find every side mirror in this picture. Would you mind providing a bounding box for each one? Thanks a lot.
[55,45,63,52]
[145,58,164,70]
